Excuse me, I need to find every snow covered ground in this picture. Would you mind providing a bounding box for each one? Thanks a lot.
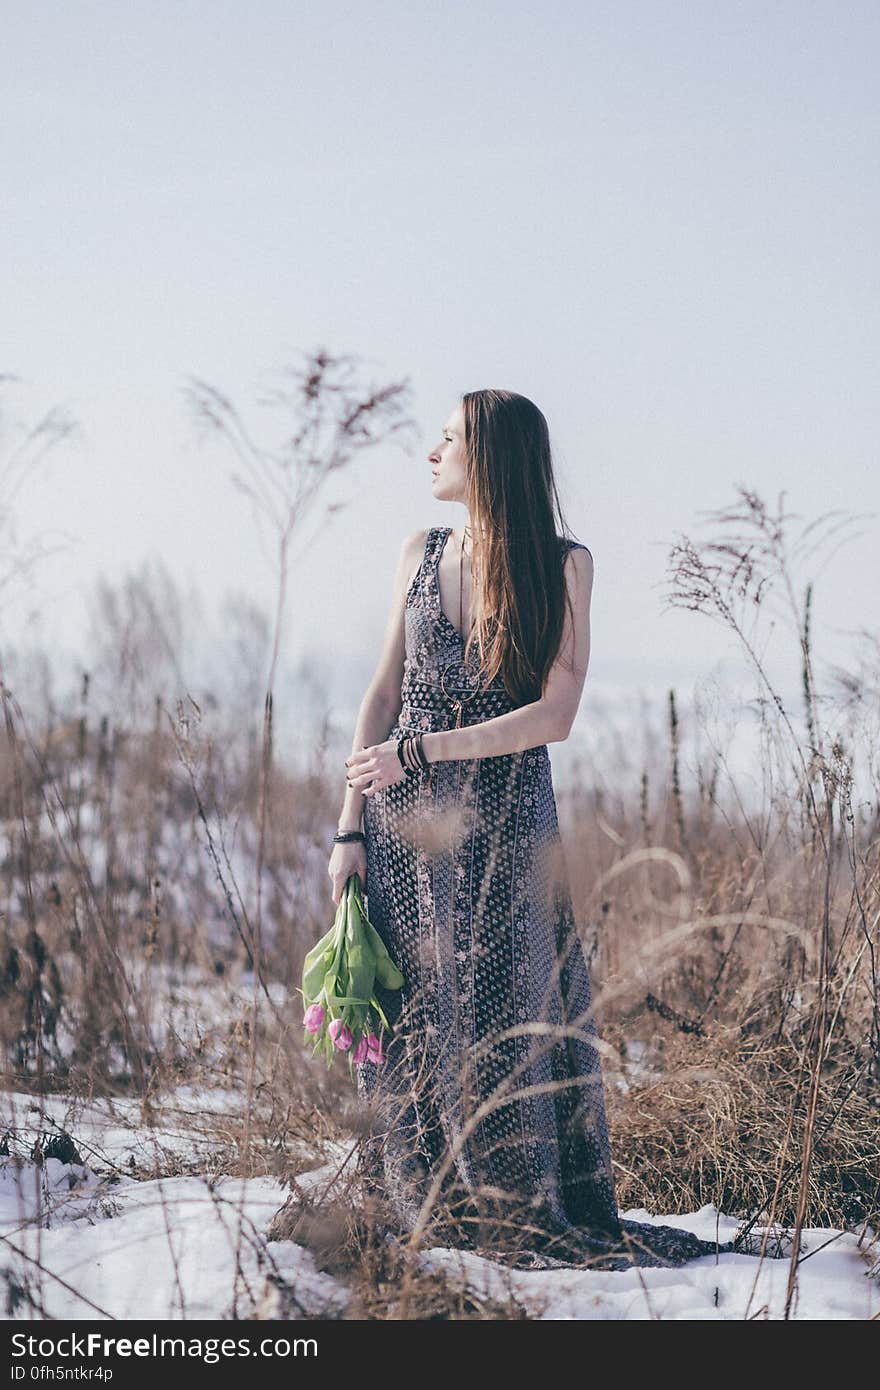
[1,1086,877,1321]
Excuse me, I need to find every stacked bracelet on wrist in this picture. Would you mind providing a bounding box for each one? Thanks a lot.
[396,732,430,776]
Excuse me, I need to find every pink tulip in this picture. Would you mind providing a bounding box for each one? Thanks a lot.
[352,1035,370,1064]
[329,1018,353,1051]
[303,1003,325,1034]
[366,1032,386,1064]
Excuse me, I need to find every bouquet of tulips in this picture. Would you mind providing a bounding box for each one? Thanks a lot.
[299,873,404,1075]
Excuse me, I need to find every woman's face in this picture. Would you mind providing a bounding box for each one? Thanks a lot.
[427,404,467,503]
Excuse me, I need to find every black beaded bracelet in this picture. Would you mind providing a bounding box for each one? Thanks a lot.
[396,733,430,776]
[397,734,417,776]
[333,829,365,844]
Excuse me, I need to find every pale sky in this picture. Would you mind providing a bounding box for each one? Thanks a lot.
[3,1,878,764]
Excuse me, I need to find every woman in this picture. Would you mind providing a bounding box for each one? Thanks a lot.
[328,389,751,1271]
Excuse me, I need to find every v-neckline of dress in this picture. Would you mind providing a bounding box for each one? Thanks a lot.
[428,527,585,646]
[432,525,468,643]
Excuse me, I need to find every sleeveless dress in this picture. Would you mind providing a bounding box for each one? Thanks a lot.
[356,526,745,1271]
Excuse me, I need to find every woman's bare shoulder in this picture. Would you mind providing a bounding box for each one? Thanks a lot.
[558,535,594,564]
[394,528,431,585]
[404,525,431,550]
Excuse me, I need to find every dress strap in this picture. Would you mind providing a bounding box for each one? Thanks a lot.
[561,537,593,563]
[420,526,451,590]
[425,525,451,568]
[412,526,445,611]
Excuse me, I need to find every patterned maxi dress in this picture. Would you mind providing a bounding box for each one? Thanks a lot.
[356,526,745,1271]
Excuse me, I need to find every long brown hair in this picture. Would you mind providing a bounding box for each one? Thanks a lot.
[460,389,583,706]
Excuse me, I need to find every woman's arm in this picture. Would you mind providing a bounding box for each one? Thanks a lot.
[346,545,594,796]
[336,529,427,829]
[336,690,402,830]
[422,545,593,763]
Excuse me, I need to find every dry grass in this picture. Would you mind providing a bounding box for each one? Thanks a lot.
[604,1026,879,1228]
[1,476,878,1317]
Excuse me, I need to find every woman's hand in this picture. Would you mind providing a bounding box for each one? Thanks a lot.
[345,739,408,796]
[328,839,366,906]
